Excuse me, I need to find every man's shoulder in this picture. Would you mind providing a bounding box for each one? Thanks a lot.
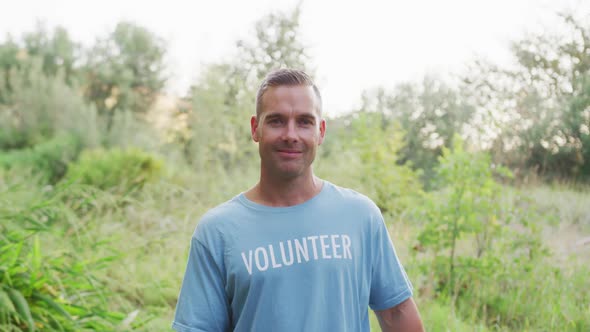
[324,181,381,214]
[198,195,245,226]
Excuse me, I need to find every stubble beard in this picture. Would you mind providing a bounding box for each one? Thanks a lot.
[260,145,316,181]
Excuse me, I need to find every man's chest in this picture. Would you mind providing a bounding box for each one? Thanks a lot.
[237,233,354,275]
[223,216,370,289]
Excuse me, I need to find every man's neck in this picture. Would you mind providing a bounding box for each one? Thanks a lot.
[245,172,324,207]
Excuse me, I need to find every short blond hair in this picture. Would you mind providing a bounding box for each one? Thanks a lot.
[255,68,322,119]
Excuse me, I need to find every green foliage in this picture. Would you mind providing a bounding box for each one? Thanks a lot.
[0,60,99,150]
[0,23,81,112]
[419,135,512,251]
[0,37,23,105]
[236,4,311,82]
[183,64,257,172]
[417,135,513,302]
[567,72,590,178]
[101,110,162,150]
[348,111,423,217]
[462,13,590,180]
[455,248,590,331]
[413,136,590,330]
[183,6,309,172]
[416,301,491,332]
[64,148,163,194]
[358,78,475,187]
[21,23,80,85]
[0,179,129,331]
[0,20,163,150]
[316,111,424,220]
[0,232,125,331]
[83,21,167,129]
[0,7,589,332]
[0,134,81,183]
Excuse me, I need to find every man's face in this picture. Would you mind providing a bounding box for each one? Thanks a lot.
[251,85,326,180]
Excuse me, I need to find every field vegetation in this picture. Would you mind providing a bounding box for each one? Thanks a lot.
[1,7,589,331]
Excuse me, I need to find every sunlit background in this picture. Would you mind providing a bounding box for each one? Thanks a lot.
[0,1,589,331]
[2,0,587,114]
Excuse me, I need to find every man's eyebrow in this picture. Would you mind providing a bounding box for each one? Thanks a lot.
[298,113,317,120]
[263,112,318,120]
[263,113,283,120]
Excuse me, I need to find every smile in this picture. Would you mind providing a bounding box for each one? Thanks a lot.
[277,150,302,157]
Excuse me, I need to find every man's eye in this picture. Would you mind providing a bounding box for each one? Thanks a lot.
[268,118,282,125]
[299,119,314,125]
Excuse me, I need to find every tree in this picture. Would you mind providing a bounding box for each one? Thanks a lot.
[22,23,80,84]
[0,61,99,150]
[184,63,256,171]
[183,6,312,171]
[462,13,590,180]
[236,4,311,83]
[350,111,423,216]
[358,77,474,186]
[0,35,21,104]
[0,24,80,104]
[83,22,167,130]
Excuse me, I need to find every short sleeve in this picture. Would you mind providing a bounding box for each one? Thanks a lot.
[172,237,230,332]
[368,213,413,311]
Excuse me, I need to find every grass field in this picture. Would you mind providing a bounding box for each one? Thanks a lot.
[1,166,589,331]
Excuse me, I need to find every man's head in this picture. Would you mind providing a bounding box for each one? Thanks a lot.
[255,68,322,121]
[251,68,326,180]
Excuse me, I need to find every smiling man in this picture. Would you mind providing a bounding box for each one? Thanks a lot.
[172,68,424,332]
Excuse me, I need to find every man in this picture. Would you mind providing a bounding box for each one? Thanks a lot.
[173,69,424,331]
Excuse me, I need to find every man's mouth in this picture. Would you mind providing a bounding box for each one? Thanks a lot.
[277,149,302,156]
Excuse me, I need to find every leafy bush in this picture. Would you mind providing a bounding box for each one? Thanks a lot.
[0,134,81,183]
[0,60,99,150]
[64,148,163,194]
[416,135,513,297]
[0,232,126,331]
[101,110,163,151]
[317,112,423,219]
[457,253,590,331]
[413,136,589,330]
[0,178,132,331]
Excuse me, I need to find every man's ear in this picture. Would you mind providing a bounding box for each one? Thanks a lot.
[251,115,259,142]
[318,118,326,145]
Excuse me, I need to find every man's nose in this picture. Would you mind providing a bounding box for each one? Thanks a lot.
[282,120,298,142]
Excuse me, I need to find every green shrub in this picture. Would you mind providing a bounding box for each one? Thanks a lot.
[419,301,491,332]
[317,112,423,218]
[64,148,163,194]
[414,136,589,330]
[0,113,28,150]
[0,232,127,331]
[454,246,590,331]
[0,59,99,150]
[0,178,132,331]
[0,134,81,183]
[416,135,513,301]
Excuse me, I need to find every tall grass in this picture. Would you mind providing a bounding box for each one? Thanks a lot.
[0,171,133,331]
[84,167,590,331]
[1,147,589,331]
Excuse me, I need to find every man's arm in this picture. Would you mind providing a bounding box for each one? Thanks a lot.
[374,298,424,332]
[172,237,230,332]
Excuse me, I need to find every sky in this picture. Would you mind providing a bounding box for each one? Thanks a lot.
[1,0,588,116]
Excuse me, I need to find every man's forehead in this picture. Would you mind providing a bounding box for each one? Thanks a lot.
[265,84,315,99]
[261,85,321,116]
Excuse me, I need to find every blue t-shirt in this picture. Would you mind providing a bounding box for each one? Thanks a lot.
[172,181,413,332]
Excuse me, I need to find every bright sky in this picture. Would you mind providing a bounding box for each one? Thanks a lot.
[1,0,588,115]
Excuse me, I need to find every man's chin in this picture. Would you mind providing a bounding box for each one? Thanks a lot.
[261,160,309,179]
[278,170,303,179]
[272,166,307,180]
